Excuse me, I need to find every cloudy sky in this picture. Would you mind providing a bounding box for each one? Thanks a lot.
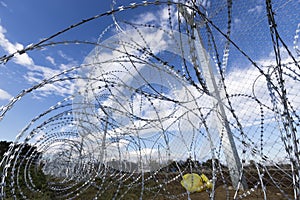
[0,0,299,168]
[0,0,121,141]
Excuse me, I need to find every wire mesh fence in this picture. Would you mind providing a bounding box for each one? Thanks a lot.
[0,0,300,199]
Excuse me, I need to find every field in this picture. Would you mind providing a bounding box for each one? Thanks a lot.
[49,167,294,200]
[1,143,295,199]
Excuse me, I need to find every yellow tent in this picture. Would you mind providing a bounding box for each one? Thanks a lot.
[181,173,212,193]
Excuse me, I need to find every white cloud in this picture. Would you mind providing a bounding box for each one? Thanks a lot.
[42,5,298,166]
[224,47,300,161]
[0,24,75,98]
[0,1,7,8]
[45,56,56,66]
[0,26,34,66]
[74,22,218,163]
[58,50,73,62]
[75,18,300,164]
[0,88,12,100]
[234,18,241,24]
[248,5,263,13]
[135,12,156,24]
[134,5,177,29]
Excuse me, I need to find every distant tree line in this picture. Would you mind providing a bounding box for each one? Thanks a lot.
[0,141,56,199]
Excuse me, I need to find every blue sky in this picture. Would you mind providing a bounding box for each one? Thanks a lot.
[0,0,118,141]
[0,0,299,165]
[0,0,163,142]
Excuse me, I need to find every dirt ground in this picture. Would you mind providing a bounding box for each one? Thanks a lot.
[149,185,293,200]
[150,175,294,200]
[185,186,292,200]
